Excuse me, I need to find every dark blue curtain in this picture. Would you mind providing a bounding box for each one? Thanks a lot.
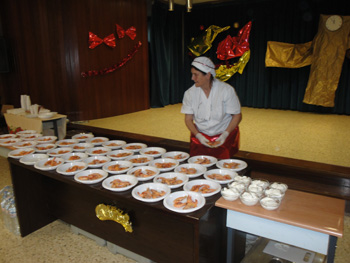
[150,0,350,114]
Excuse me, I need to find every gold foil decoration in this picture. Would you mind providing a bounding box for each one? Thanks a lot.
[95,204,133,233]
[216,50,250,82]
[188,25,230,56]
[265,15,350,107]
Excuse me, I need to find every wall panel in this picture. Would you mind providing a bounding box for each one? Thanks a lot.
[0,0,149,121]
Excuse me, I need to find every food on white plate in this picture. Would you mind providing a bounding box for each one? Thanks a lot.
[107,164,129,171]
[190,184,217,193]
[154,162,176,169]
[110,179,132,188]
[156,176,183,185]
[138,188,166,199]
[78,173,103,181]
[173,195,198,210]
[207,173,232,181]
[132,168,156,178]
[179,167,197,174]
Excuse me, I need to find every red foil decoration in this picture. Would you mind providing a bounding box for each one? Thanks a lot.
[89,32,116,49]
[189,127,240,159]
[116,24,137,40]
[216,21,252,60]
[81,41,142,77]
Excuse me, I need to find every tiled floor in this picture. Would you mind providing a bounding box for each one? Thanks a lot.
[1,105,349,262]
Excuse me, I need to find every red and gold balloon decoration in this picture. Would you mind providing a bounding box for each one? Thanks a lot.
[82,24,141,77]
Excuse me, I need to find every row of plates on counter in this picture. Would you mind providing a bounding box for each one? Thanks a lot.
[7,133,248,213]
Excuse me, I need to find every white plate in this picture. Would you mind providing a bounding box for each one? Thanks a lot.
[161,151,190,162]
[127,166,160,181]
[0,138,22,146]
[34,157,64,170]
[102,160,133,174]
[74,169,108,184]
[85,147,111,156]
[72,133,94,142]
[125,155,153,166]
[148,158,179,172]
[56,139,79,147]
[72,143,94,152]
[87,137,109,146]
[16,130,37,135]
[0,134,17,139]
[102,175,138,192]
[203,169,237,184]
[102,140,126,149]
[163,191,205,213]
[107,149,134,160]
[122,143,147,152]
[216,159,248,171]
[132,183,170,203]
[47,147,73,157]
[38,112,57,119]
[56,161,87,176]
[8,148,35,159]
[139,147,166,158]
[61,152,88,162]
[188,155,217,167]
[36,136,57,144]
[12,140,37,149]
[20,154,48,165]
[83,156,111,168]
[153,172,189,189]
[183,179,221,197]
[174,163,207,178]
[19,133,41,141]
[35,143,57,152]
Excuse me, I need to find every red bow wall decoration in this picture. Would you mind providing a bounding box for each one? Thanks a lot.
[116,24,137,40]
[89,32,116,49]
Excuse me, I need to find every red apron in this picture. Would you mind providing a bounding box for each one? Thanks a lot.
[190,127,240,159]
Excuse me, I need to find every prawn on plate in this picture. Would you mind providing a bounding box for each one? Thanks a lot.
[108,164,128,171]
[190,184,216,193]
[223,162,239,169]
[155,162,175,169]
[157,177,183,185]
[132,169,156,178]
[138,188,165,199]
[110,179,132,188]
[66,165,84,173]
[194,158,211,165]
[179,167,197,175]
[173,195,198,210]
[78,173,103,181]
[207,173,232,181]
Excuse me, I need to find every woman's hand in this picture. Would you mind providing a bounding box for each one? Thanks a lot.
[196,133,211,148]
[213,131,229,148]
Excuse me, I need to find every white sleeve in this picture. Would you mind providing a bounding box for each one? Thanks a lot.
[225,86,241,114]
[181,89,194,114]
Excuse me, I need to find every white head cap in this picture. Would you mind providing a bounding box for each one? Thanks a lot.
[191,57,216,77]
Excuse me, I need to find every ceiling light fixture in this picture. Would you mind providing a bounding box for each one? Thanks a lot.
[186,0,193,12]
[169,0,174,11]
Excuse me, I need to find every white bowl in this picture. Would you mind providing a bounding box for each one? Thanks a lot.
[16,130,37,135]
[87,137,109,146]
[269,182,288,193]
[148,158,179,172]
[35,143,57,152]
[102,160,133,174]
[102,140,127,149]
[56,139,79,147]
[72,133,94,142]
[264,188,285,201]
[139,147,166,158]
[221,187,240,201]
[61,152,88,162]
[132,183,170,203]
[72,143,94,152]
[47,147,73,157]
[12,140,37,149]
[153,172,189,189]
[183,179,221,197]
[34,157,64,170]
[85,146,111,156]
[122,143,147,152]
[36,136,57,144]
[161,151,190,162]
[20,153,48,165]
[188,155,217,167]
[250,179,270,190]
[125,154,153,166]
[20,133,41,141]
[260,197,281,210]
[247,184,264,198]
[204,169,237,184]
[0,138,22,147]
[216,159,248,171]
[102,175,138,192]
[240,192,260,206]
[83,156,111,168]
[56,161,87,176]
[127,166,160,181]
[228,181,246,194]
[174,163,207,178]
[163,191,205,213]
[233,175,252,186]
[0,134,17,139]
[38,112,56,119]
[107,149,134,160]
[8,148,35,159]
[74,169,108,184]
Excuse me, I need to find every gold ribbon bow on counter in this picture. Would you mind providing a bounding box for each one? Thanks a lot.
[95,204,133,233]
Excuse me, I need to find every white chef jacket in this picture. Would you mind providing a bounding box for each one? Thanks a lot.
[181,79,241,136]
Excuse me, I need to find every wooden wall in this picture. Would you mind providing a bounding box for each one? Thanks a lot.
[0,0,149,121]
